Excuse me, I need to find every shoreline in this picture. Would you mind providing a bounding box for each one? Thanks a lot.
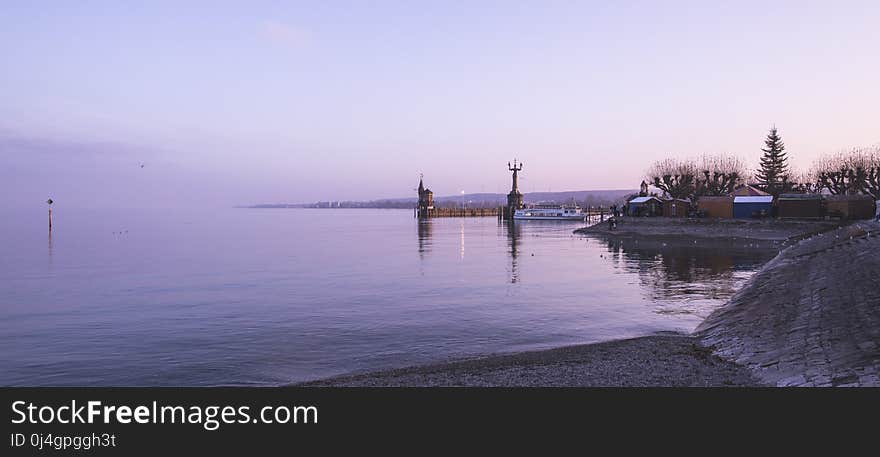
[298,333,763,387]
[298,218,876,387]
[574,217,842,248]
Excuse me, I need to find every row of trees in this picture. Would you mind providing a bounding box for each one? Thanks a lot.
[644,127,880,201]
[646,156,746,200]
[809,146,880,199]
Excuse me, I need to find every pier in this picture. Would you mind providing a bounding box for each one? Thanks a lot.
[415,161,620,221]
[416,160,524,219]
[414,207,502,218]
[415,202,615,222]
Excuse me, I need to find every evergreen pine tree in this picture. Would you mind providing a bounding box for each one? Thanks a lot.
[755,126,790,196]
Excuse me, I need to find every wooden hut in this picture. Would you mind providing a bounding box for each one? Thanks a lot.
[777,193,822,219]
[627,196,661,217]
[696,196,734,218]
[824,195,876,220]
[731,185,770,197]
[661,198,691,217]
[733,196,773,218]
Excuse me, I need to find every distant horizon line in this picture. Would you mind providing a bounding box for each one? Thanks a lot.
[249,188,639,207]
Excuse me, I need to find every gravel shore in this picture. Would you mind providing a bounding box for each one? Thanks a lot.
[299,334,763,387]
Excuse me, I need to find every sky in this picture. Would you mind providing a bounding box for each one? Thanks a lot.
[2,1,879,208]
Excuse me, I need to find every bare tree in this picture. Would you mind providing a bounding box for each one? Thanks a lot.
[812,154,849,194]
[856,146,880,199]
[694,155,746,197]
[812,146,880,197]
[646,158,697,199]
[811,146,880,198]
[788,168,818,194]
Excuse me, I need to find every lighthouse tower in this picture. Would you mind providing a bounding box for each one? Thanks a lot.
[417,174,434,218]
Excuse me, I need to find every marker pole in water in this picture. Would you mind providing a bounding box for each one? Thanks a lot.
[47,198,53,233]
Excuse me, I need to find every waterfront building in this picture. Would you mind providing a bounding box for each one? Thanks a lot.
[417,175,434,218]
[777,193,822,219]
[696,196,734,218]
[732,184,770,197]
[733,195,774,218]
[661,198,691,217]
[627,196,662,216]
[824,195,876,220]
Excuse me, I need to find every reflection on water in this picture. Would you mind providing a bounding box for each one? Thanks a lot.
[1,209,777,385]
[418,218,521,282]
[416,218,771,320]
[417,219,432,258]
[599,237,777,318]
[503,220,521,283]
[460,221,465,260]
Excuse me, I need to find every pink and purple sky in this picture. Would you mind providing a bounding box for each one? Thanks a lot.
[2,1,878,208]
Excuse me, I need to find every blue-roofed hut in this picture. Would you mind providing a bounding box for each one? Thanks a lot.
[627,196,662,217]
[733,196,773,218]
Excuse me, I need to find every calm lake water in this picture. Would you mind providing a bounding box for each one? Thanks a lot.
[1,208,775,386]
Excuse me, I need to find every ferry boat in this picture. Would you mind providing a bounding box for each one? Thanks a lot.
[513,204,586,221]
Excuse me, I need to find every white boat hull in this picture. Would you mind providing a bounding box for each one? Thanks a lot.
[513,207,586,221]
[513,215,585,220]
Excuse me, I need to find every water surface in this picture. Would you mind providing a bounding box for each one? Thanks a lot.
[0,208,775,385]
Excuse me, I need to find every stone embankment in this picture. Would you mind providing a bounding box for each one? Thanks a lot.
[575,217,840,248]
[696,221,880,387]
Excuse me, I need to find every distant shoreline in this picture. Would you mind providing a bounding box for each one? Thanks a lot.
[245,189,637,210]
[240,205,417,209]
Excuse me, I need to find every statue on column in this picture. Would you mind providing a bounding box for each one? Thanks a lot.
[507,160,524,216]
[508,159,522,193]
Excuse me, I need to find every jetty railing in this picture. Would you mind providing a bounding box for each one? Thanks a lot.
[415,207,503,218]
[415,205,621,222]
